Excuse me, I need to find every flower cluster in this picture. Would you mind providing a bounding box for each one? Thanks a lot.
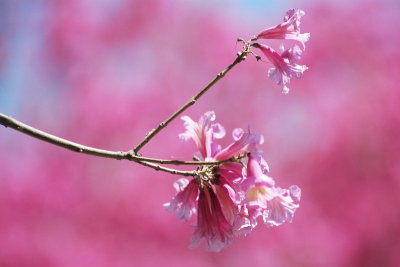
[165,111,301,252]
[252,9,310,94]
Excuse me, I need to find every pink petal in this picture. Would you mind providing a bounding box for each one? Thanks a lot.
[164,179,199,222]
[189,188,234,252]
[179,111,226,159]
[254,43,308,93]
[263,187,300,227]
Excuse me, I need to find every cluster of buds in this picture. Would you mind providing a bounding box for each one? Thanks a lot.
[165,111,301,252]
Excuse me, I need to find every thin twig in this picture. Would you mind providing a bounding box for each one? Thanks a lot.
[0,42,253,176]
[0,113,247,176]
[0,113,125,159]
[132,45,251,154]
[131,154,248,165]
[134,160,197,177]
[0,112,196,176]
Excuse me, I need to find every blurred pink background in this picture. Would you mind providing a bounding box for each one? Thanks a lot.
[1,0,399,266]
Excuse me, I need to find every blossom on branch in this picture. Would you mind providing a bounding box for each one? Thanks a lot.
[253,43,308,94]
[250,9,310,93]
[241,155,300,230]
[179,111,225,160]
[165,112,301,252]
[256,9,310,50]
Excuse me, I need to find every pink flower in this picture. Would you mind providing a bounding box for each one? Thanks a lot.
[241,155,301,229]
[253,43,308,94]
[237,155,275,232]
[189,187,234,252]
[256,9,310,50]
[262,185,301,227]
[213,168,243,223]
[214,128,264,161]
[164,178,199,222]
[251,9,310,92]
[165,165,242,252]
[168,112,249,251]
[179,111,225,160]
[166,112,301,251]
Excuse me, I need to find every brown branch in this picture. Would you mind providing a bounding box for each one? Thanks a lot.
[131,154,248,165]
[0,113,248,176]
[0,112,196,177]
[0,41,254,176]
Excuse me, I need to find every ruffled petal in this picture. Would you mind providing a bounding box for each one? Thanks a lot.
[263,187,301,227]
[254,43,308,93]
[164,179,199,222]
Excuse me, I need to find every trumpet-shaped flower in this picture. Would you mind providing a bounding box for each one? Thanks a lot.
[179,111,225,159]
[215,128,264,161]
[189,187,234,252]
[251,9,310,93]
[242,155,301,229]
[262,185,301,227]
[256,9,310,50]
[253,43,308,94]
[164,178,199,222]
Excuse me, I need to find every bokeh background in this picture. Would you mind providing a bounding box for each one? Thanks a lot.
[1,0,399,266]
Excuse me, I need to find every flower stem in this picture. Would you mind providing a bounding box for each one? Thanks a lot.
[132,46,251,154]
